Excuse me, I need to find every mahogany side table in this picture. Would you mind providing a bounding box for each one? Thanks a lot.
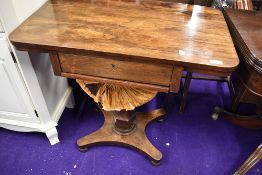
[9,0,238,165]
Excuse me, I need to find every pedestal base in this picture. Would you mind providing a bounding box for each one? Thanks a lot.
[77,108,166,165]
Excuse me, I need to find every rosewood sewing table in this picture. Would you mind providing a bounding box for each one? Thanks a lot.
[9,0,238,165]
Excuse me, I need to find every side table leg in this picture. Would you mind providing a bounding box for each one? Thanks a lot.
[179,71,192,113]
[231,83,247,112]
[234,144,262,175]
[226,76,235,100]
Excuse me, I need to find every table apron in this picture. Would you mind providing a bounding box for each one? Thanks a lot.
[49,52,183,93]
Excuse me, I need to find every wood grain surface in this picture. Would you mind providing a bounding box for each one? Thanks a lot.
[9,0,238,74]
[224,9,262,72]
[59,53,174,86]
[77,108,166,163]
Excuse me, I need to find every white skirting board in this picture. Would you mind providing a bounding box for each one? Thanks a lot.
[52,87,74,123]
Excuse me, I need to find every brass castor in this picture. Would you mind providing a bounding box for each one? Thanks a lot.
[151,160,161,166]
[212,107,221,120]
[158,118,165,122]
[78,146,88,152]
[212,112,219,120]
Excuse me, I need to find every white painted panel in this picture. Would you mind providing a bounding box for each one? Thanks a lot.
[0,21,4,33]
[29,52,69,118]
[0,0,72,144]
[14,50,51,124]
[0,0,47,34]
[10,0,47,23]
[0,61,26,113]
[0,38,39,123]
[0,0,20,34]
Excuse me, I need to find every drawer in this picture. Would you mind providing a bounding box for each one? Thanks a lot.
[59,53,173,86]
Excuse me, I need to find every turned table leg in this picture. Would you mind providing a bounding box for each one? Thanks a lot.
[234,143,262,175]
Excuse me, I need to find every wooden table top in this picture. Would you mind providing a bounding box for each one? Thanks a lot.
[225,9,262,63]
[10,0,239,74]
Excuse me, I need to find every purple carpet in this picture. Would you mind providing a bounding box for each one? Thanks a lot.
[0,78,261,175]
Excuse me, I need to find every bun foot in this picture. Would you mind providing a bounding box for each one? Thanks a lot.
[78,146,88,152]
[151,160,161,166]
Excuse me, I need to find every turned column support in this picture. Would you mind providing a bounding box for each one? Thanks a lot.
[112,110,136,135]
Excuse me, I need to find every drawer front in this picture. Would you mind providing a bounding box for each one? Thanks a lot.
[59,53,173,86]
